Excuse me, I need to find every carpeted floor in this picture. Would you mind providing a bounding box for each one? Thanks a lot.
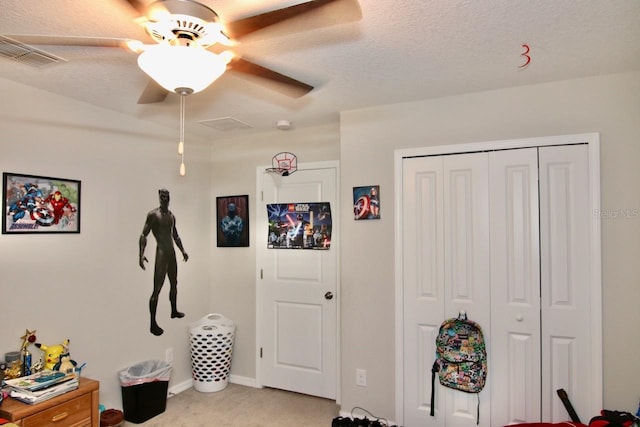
[137,383,339,426]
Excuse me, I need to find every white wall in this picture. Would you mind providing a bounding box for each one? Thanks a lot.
[0,78,213,409]
[339,71,640,420]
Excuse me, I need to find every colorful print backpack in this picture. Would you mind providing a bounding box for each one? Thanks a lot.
[430,312,487,421]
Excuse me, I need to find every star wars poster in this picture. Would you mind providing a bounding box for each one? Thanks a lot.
[267,202,332,249]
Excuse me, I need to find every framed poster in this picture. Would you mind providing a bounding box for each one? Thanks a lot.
[266,202,332,249]
[353,185,380,220]
[2,172,81,234]
[216,195,249,247]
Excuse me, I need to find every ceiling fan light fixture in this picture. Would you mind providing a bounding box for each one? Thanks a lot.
[137,44,227,93]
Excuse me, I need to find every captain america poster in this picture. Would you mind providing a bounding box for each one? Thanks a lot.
[266,202,331,249]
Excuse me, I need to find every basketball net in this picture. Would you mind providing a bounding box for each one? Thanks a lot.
[265,152,297,187]
[265,167,285,187]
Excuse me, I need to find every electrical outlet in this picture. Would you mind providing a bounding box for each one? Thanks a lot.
[356,368,367,386]
[165,347,173,363]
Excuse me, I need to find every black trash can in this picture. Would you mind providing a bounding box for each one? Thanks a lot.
[118,360,172,423]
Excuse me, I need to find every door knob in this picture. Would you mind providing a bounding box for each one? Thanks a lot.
[324,291,334,300]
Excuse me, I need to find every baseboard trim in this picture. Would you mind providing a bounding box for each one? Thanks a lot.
[337,409,399,427]
[168,375,259,397]
[338,410,352,418]
[168,379,194,397]
[229,374,258,388]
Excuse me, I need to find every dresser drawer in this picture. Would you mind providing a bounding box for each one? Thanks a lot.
[21,393,92,427]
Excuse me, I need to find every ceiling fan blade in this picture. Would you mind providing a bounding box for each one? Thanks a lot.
[137,79,169,104]
[123,0,149,16]
[224,0,362,40]
[227,57,313,98]
[2,34,136,50]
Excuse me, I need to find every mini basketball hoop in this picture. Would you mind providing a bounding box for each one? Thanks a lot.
[265,152,297,177]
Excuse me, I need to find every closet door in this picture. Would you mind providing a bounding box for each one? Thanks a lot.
[489,148,541,425]
[442,153,491,427]
[400,140,598,427]
[402,153,490,427]
[402,155,445,427]
[538,145,592,422]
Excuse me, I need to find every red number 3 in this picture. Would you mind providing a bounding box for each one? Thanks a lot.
[519,44,531,68]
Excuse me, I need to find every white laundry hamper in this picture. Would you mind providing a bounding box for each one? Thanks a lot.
[189,313,236,392]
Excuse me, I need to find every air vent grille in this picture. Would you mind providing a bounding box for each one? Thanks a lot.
[199,117,252,131]
[0,35,65,68]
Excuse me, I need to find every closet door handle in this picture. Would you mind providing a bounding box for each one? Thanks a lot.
[324,291,334,300]
[516,314,523,322]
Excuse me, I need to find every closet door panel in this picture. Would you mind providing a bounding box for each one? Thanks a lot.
[489,148,541,425]
[539,144,591,422]
[443,153,491,313]
[402,156,446,426]
[443,153,491,427]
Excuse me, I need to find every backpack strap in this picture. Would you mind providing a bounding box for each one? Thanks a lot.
[431,359,481,424]
[430,360,439,416]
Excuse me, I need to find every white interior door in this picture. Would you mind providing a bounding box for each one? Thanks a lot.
[402,155,445,426]
[257,163,338,399]
[489,148,541,425]
[402,153,491,427]
[539,145,592,423]
[442,153,492,427]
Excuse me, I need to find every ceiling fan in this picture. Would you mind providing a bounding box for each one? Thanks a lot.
[3,0,362,103]
[3,0,361,175]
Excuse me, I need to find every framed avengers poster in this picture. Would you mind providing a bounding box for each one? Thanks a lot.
[2,172,81,234]
[353,185,380,220]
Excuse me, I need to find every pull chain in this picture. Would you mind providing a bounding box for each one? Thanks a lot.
[179,92,186,176]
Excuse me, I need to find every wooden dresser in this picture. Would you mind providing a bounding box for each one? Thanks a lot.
[0,377,99,426]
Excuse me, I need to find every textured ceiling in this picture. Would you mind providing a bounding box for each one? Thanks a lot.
[1,0,639,139]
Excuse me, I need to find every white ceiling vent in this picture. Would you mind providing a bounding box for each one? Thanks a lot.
[199,117,252,132]
[0,35,65,68]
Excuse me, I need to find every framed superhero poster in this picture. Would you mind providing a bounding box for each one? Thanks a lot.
[267,202,332,249]
[353,185,380,220]
[216,195,249,247]
[2,172,81,234]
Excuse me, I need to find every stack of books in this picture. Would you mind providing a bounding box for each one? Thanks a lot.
[3,370,79,404]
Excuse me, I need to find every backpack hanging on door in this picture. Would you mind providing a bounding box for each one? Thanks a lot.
[430,312,487,424]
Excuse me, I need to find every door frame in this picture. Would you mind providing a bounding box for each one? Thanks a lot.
[254,160,341,402]
[393,133,602,426]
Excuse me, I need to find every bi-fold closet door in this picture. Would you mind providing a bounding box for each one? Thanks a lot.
[402,144,592,427]
[402,151,492,427]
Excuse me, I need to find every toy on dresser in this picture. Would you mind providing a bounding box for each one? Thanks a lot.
[35,339,75,371]
[19,329,38,377]
[54,352,77,374]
